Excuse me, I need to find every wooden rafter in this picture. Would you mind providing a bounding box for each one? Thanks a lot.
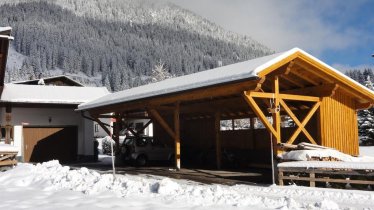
[280,74,305,88]
[289,69,320,86]
[284,84,339,97]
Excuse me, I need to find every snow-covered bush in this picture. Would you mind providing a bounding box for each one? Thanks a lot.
[101,136,115,155]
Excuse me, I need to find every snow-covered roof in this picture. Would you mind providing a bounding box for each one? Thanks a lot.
[0,27,11,33]
[0,84,109,105]
[13,75,85,87]
[78,50,288,111]
[0,26,13,40]
[78,47,374,111]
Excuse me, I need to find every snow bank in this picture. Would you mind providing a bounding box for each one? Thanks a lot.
[0,144,19,152]
[279,149,374,162]
[1,161,374,209]
[278,161,374,170]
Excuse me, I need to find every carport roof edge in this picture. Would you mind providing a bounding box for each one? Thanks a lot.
[77,49,291,111]
[77,47,374,112]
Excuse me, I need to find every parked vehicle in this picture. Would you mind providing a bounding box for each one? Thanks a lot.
[120,135,174,166]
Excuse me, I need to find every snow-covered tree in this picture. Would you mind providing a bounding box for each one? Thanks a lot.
[151,60,173,82]
[358,75,374,145]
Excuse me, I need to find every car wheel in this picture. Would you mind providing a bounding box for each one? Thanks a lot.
[136,155,147,166]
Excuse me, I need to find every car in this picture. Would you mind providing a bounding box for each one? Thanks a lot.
[120,135,174,166]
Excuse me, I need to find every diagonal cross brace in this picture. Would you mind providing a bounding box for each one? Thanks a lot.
[282,100,320,145]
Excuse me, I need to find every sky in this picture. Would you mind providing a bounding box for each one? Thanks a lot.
[170,0,374,71]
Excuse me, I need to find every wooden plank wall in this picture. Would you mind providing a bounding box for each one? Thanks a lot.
[319,89,359,155]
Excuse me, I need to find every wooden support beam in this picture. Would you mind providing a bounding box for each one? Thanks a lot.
[215,112,222,169]
[112,115,121,152]
[137,120,153,134]
[285,60,295,75]
[174,102,181,170]
[148,109,176,139]
[250,117,256,149]
[93,117,112,137]
[286,101,321,145]
[356,102,372,110]
[248,91,320,102]
[243,92,278,139]
[272,76,281,154]
[122,123,138,137]
[280,99,318,145]
[254,77,266,91]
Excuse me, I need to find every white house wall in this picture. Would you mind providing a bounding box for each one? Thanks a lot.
[0,107,94,159]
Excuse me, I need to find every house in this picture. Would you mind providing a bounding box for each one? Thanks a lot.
[0,84,109,163]
[77,48,374,170]
[13,75,111,138]
[0,27,110,163]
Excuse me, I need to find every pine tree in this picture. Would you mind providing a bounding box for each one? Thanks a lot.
[151,60,173,82]
[358,75,374,145]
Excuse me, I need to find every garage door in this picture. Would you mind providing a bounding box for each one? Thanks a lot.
[23,126,78,163]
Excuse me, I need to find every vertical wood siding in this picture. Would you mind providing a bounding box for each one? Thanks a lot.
[320,90,359,155]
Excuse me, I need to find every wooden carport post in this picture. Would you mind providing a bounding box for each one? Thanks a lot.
[272,76,281,155]
[174,102,181,170]
[148,102,181,170]
[215,112,221,169]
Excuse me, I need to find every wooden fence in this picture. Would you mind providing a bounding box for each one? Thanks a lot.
[279,167,374,189]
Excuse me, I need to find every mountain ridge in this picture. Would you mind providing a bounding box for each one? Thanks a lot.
[0,0,273,91]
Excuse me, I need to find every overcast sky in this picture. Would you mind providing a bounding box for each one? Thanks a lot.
[169,0,374,70]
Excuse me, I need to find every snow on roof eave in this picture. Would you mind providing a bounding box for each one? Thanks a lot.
[0,99,83,105]
[78,76,260,112]
[0,35,14,40]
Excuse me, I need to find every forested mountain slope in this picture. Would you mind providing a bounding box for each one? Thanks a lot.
[0,0,272,91]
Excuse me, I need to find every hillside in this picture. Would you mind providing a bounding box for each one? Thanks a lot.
[0,0,272,91]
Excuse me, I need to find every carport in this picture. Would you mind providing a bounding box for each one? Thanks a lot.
[77,48,374,172]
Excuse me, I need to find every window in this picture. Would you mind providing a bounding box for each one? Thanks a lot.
[220,118,250,131]
[94,124,99,133]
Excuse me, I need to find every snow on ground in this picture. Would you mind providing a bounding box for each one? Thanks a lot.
[1,161,374,210]
[279,149,374,162]
[360,146,374,157]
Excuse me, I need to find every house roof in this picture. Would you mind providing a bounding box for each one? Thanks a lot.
[77,48,374,112]
[13,75,85,87]
[0,84,109,105]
